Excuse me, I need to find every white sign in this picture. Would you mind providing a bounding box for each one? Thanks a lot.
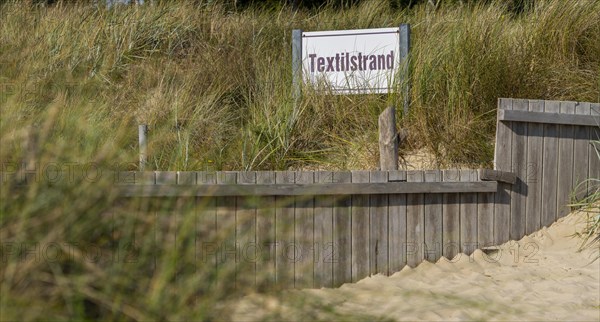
[301,27,401,94]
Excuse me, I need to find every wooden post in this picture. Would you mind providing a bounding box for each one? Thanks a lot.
[292,29,303,121]
[378,106,399,170]
[399,24,411,118]
[139,124,148,171]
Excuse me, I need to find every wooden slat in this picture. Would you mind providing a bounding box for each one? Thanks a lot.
[197,172,217,292]
[424,170,442,262]
[156,171,177,185]
[498,109,600,127]
[215,171,237,292]
[459,169,478,255]
[525,100,543,234]
[177,171,196,185]
[573,103,590,201]
[478,169,517,184]
[275,171,295,289]
[541,101,560,227]
[315,171,334,288]
[477,170,494,249]
[509,99,527,240]
[333,171,352,286]
[406,171,424,267]
[294,171,314,289]
[590,104,600,191]
[494,98,512,245]
[351,171,370,282]
[134,171,156,185]
[118,181,498,197]
[255,171,276,291]
[557,101,576,218]
[442,169,460,260]
[370,171,389,275]
[236,171,256,290]
[388,170,407,273]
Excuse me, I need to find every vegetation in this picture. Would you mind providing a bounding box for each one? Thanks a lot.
[0,0,599,320]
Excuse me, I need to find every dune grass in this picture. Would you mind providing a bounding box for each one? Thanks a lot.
[1,0,599,320]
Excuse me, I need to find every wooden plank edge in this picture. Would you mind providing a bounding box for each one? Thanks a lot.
[117,181,499,197]
[478,169,517,185]
[498,109,600,127]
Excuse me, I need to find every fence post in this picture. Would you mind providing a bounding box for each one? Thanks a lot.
[292,29,303,121]
[399,24,411,118]
[379,106,399,170]
[139,124,148,171]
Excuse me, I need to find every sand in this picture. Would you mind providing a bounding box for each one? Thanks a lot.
[232,210,600,321]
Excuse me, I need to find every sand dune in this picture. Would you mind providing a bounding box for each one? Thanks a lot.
[233,210,599,321]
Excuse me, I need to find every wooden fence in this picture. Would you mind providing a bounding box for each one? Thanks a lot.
[494,98,600,240]
[115,98,599,291]
[117,169,511,290]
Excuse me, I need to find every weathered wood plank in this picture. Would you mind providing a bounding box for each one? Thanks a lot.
[370,171,389,275]
[294,171,314,289]
[315,171,334,288]
[379,106,399,170]
[509,99,527,240]
[177,171,196,185]
[442,169,460,260]
[494,98,512,245]
[459,169,478,255]
[477,169,494,250]
[557,101,576,218]
[424,170,442,262]
[195,172,216,298]
[156,171,177,185]
[478,169,517,184]
[351,171,370,282]
[388,170,407,274]
[333,172,352,286]
[541,101,560,227]
[236,171,256,290]
[572,103,590,201]
[255,172,276,291]
[497,109,600,127]
[118,181,498,197]
[275,171,295,289]
[525,100,543,234]
[215,171,237,292]
[590,104,600,191]
[406,171,424,267]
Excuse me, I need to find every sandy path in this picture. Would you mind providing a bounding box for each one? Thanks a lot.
[233,210,599,321]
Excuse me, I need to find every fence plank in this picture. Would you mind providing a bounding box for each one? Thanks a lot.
[460,169,478,255]
[424,170,442,262]
[315,171,334,288]
[497,109,600,127]
[477,169,494,250]
[442,169,460,260]
[215,171,237,292]
[294,171,314,289]
[509,99,527,240]
[236,171,256,290]
[370,171,389,275]
[255,172,276,291]
[388,170,407,274]
[541,101,560,227]
[333,171,352,286]
[573,103,590,201]
[557,101,576,218]
[590,104,600,189]
[351,171,370,282]
[494,98,512,245]
[525,100,544,234]
[275,171,295,289]
[406,171,424,267]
